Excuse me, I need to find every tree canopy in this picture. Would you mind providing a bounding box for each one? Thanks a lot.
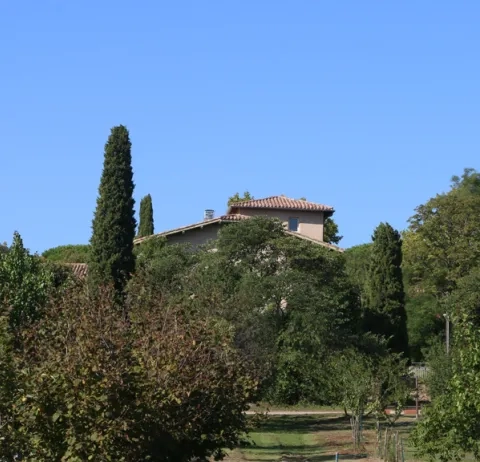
[365,223,408,357]
[89,125,136,293]
[42,244,90,263]
[228,191,254,205]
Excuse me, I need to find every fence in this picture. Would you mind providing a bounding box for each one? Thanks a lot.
[409,362,429,380]
[376,428,405,462]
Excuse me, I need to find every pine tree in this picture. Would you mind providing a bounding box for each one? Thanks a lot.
[89,125,136,293]
[365,222,409,356]
[138,194,154,237]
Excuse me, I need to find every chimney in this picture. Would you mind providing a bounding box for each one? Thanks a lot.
[204,209,215,220]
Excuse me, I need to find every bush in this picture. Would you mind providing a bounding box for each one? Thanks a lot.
[1,281,257,461]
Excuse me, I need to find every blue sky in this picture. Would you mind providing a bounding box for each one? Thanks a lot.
[1,1,479,252]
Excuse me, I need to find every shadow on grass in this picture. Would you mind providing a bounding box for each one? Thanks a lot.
[250,415,353,434]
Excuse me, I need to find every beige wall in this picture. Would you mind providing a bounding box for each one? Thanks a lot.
[165,223,222,248]
[235,208,325,241]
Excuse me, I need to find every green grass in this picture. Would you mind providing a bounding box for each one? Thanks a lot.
[226,415,376,461]
[225,414,450,462]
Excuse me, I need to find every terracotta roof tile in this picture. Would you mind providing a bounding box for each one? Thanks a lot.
[228,196,333,212]
[220,214,249,221]
[67,263,88,279]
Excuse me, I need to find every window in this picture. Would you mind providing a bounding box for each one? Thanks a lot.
[288,217,299,232]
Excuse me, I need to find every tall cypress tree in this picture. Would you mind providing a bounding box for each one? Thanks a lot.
[365,222,409,357]
[138,194,154,237]
[89,125,136,293]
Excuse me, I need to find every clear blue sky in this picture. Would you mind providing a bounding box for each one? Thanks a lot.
[1,1,479,252]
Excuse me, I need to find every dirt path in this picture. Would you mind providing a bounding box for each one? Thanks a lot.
[245,410,343,415]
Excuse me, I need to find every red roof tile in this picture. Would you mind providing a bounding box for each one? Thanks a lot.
[228,196,333,213]
[220,214,249,221]
[67,263,88,279]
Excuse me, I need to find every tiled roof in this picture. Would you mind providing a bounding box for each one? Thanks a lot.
[67,263,88,279]
[284,231,344,252]
[228,196,333,213]
[133,214,249,245]
[221,214,249,221]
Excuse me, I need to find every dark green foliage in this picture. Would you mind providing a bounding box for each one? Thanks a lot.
[228,191,254,205]
[137,193,154,237]
[405,168,480,296]
[411,268,480,461]
[212,217,360,404]
[134,237,196,295]
[405,291,441,361]
[0,232,52,331]
[323,216,343,244]
[0,242,8,255]
[42,244,90,263]
[365,223,408,357]
[344,243,372,307]
[89,125,136,293]
[423,337,452,401]
[0,283,257,461]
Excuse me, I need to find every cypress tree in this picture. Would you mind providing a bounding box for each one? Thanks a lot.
[89,125,136,293]
[138,194,154,237]
[365,222,409,357]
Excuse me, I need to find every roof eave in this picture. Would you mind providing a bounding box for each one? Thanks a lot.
[227,205,334,215]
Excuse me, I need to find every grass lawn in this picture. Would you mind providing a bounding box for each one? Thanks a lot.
[225,414,422,462]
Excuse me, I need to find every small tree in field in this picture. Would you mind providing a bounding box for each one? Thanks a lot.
[89,125,136,294]
[332,347,410,451]
[138,194,154,237]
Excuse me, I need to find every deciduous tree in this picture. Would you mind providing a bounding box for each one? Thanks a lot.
[228,191,254,205]
[405,169,480,297]
[0,231,52,330]
[411,267,480,461]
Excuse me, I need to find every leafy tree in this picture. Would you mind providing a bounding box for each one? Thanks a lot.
[0,242,8,255]
[405,168,480,297]
[332,348,410,428]
[173,216,360,404]
[323,216,343,244]
[345,243,372,307]
[0,232,52,330]
[411,267,480,461]
[0,315,17,458]
[89,125,136,293]
[134,237,196,296]
[42,244,90,263]
[269,241,360,404]
[405,290,441,361]
[365,223,408,357]
[228,191,254,205]
[2,283,258,461]
[137,193,154,237]
[423,336,453,401]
